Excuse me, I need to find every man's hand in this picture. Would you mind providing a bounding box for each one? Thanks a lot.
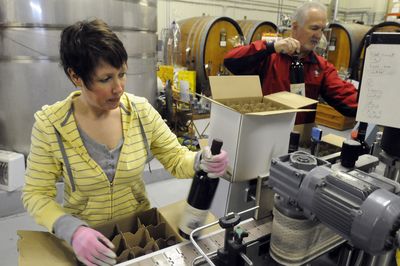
[72,226,117,266]
[274,37,301,55]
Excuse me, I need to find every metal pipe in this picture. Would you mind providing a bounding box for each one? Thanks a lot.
[333,0,340,21]
[190,220,220,266]
[192,251,218,266]
[240,252,253,265]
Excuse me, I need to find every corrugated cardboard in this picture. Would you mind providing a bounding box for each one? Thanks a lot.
[207,75,318,182]
[321,133,346,148]
[18,231,77,266]
[17,201,218,266]
[18,207,181,266]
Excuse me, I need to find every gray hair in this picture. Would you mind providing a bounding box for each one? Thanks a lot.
[292,1,327,26]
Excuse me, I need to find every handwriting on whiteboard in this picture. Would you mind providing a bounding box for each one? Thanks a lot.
[356,44,400,128]
[364,51,396,76]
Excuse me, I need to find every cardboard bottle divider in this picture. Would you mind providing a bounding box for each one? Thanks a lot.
[93,208,179,263]
[18,204,200,266]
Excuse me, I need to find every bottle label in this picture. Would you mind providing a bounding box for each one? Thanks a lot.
[290,83,305,96]
[178,203,208,237]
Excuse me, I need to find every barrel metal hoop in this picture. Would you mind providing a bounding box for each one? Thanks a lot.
[187,18,207,65]
[248,21,263,42]
[249,21,277,43]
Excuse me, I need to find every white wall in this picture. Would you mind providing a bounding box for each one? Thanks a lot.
[337,0,388,24]
[157,0,329,34]
[157,0,388,35]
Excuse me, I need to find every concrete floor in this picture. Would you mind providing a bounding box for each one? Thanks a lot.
[0,158,192,266]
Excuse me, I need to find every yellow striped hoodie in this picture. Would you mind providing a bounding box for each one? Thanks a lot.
[22,91,196,232]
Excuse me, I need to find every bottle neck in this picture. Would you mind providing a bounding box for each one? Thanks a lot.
[290,58,304,84]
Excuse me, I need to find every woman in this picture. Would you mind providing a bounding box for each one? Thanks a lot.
[22,19,228,266]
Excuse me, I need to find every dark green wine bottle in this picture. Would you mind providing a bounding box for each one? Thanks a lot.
[178,139,223,239]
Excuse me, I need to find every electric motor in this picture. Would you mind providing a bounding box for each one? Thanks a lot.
[268,151,400,255]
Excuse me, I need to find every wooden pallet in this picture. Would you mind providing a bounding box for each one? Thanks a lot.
[316,103,355,130]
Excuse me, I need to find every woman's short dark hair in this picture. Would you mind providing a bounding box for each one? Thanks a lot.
[60,19,128,87]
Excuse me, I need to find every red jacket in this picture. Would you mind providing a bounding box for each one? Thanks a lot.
[224,40,358,124]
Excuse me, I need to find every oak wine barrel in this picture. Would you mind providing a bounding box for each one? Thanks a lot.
[177,16,243,95]
[237,20,277,44]
[326,22,371,80]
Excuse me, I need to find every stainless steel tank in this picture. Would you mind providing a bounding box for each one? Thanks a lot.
[0,0,157,155]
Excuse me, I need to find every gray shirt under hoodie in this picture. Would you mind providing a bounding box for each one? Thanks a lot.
[54,126,123,244]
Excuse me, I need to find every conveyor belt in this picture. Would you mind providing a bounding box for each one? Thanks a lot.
[117,216,273,266]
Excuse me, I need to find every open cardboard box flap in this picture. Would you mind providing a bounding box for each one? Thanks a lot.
[17,230,76,266]
[209,75,262,100]
[264,91,318,109]
[321,133,346,147]
[208,76,318,116]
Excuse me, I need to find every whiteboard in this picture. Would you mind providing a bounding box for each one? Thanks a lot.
[356,44,400,128]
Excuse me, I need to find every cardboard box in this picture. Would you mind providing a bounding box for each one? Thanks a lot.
[18,208,181,266]
[18,230,77,266]
[17,201,219,266]
[207,76,317,182]
[321,133,346,148]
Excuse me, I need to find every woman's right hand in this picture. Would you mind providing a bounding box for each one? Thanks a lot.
[197,146,229,178]
[72,226,117,266]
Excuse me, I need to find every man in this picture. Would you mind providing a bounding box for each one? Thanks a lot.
[224,2,358,143]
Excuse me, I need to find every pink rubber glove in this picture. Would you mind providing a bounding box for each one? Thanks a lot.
[199,146,229,178]
[72,226,117,266]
